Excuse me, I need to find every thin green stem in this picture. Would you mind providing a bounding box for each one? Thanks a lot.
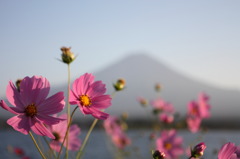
[29,132,47,159]
[57,106,78,159]
[66,64,71,159]
[76,118,98,159]
[43,136,57,159]
[76,91,117,159]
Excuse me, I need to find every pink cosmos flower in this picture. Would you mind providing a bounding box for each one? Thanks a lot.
[186,116,202,133]
[198,93,211,119]
[0,76,65,139]
[69,73,112,120]
[103,116,121,135]
[111,129,131,149]
[156,129,184,159]
[48,114,81,152]
[151,98,175,113]
[160,113,174,124]
[218,142,240,159]
[187,101,200,117]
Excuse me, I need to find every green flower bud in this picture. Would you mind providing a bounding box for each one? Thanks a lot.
[61,47,75,64]
[113,78,126,91]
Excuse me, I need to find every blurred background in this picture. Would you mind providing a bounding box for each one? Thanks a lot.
[1,1,240,158]
[0,0,240,124]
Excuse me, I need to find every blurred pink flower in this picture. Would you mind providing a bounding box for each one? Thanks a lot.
[218,142,240,159]
[160,113,174,124]
[14,147,24,156]
[187,101,200,117]
[151,98,175,113]
[103,116,121,135]
[111,129,131,149]
[49,114,81,152]
[0,76,65,139]
[69,73,112,120]
[156,129,184,159]
[198,93,211,119]
[186,116,202,133]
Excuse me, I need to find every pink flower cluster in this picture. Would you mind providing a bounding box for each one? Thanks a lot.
[0,76,65,139]
[186,93,211,133]
[48,114,81,152]
[103,116,131,149]
[0,73,112,153]
[151,98,175,124]
[156,129,184,159]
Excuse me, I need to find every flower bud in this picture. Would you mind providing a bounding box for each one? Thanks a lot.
[137,97,148,107]
[191,142,206,158]
[15,79,22,92]
[155,83,161,92]
[61,47,75,64]
[152,150,166,159]
[113,78,126,91]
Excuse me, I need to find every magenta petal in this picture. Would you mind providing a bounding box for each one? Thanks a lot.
[69,89,78,105]
[30,119,55,139]
[91,95,112,109]
[81,106,92,114]
[0,100,24,115]
[50,140,61,152]
[67,124,81,150]
[90,108,109,120]
[35,114,63,125]
[6,81,24,108]
[86,81,106,97]
[20,76,50,106]
[72,73,94,95]
[218,142,237,159]
[38,92,65,115]
[7,115,30,135]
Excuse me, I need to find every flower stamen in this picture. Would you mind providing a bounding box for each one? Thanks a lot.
[79,95,92,107]
[25,103,37,117]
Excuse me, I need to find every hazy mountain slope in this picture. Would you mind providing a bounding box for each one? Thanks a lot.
[1,53,239,122]
[94,53,240,120]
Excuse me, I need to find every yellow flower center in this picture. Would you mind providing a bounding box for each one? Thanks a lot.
[25,103,37,117]
[79,95,92,106]
[164,142,172,150]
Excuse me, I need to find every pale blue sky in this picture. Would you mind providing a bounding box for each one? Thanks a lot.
[1,0,240,97]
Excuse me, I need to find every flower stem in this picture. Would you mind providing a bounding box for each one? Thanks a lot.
[66,64,71,159]
[76,118,98,159]
[76,91,116,159]
[43,136,57,159]
[29,132,47,159]
[57,106,78,159]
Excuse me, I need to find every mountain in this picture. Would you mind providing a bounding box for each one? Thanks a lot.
[1,53,240,125]
[93,53,240,121]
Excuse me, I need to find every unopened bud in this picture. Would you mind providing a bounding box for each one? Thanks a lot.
[121,112,128,120]
[15,79,22,92]
[61,47,75,64]
[113,78,126,91]
[191,142,206,158]
[152,150,165,159]
[155,83,161,92]
[137,97,148,107]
